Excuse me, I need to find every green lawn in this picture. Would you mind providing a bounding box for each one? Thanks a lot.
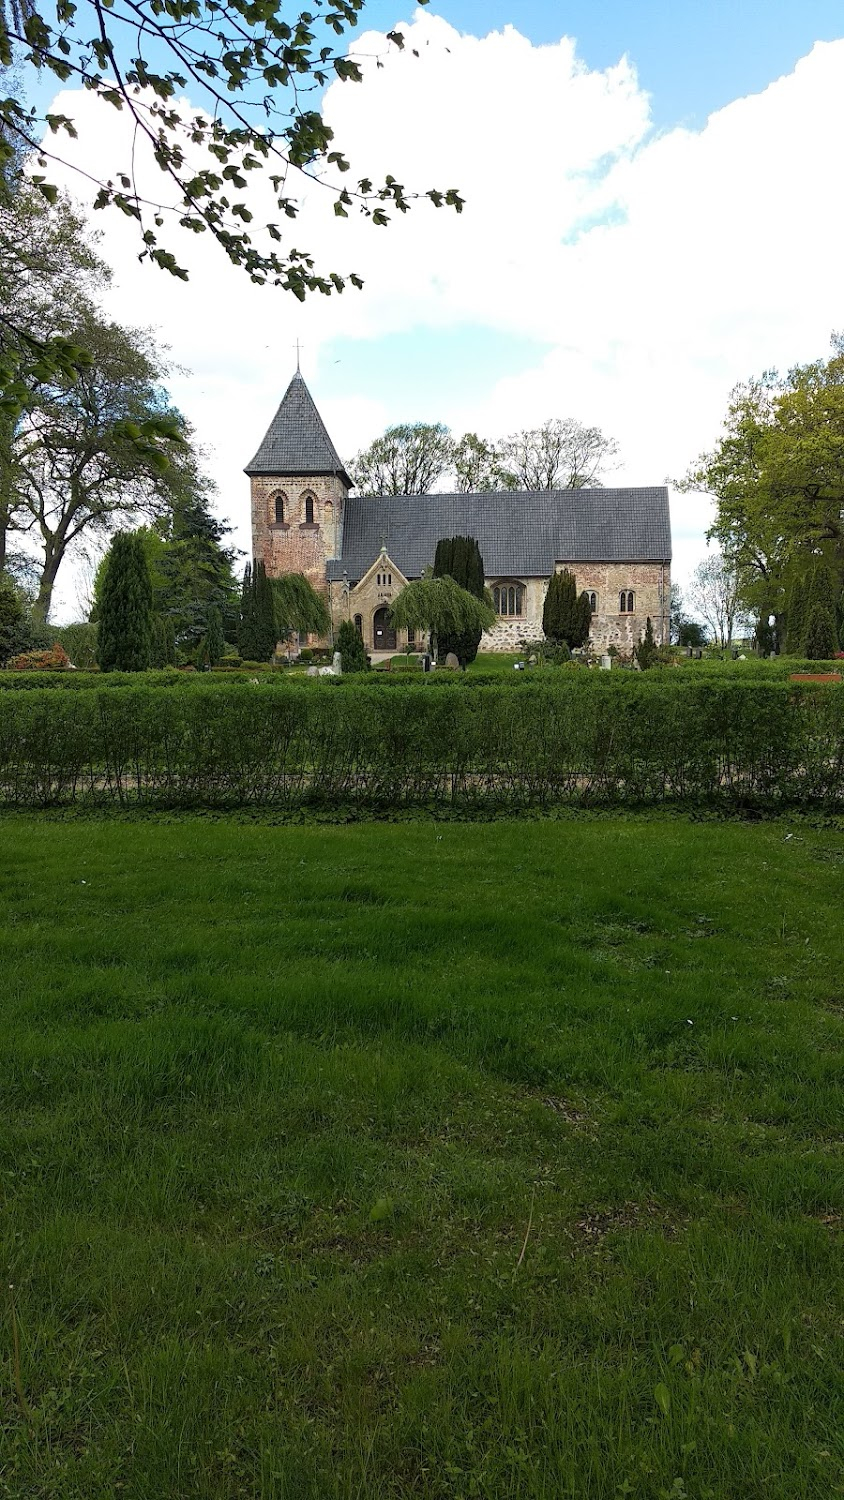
[1,814,843,1498]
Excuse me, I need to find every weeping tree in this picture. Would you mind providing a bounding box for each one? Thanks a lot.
[272,573,330,645]
[432,535,487,665]
[389,574,495,664]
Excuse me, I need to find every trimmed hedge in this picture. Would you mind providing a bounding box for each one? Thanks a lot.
[0,677,842,809]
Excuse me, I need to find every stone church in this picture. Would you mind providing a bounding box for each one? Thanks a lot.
[246,371,672,653]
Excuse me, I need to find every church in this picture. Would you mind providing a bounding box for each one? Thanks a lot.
[246,372,672,654]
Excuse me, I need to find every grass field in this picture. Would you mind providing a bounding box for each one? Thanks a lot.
[1,813,843,1498]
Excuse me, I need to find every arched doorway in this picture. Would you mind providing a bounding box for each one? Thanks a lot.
[373,606,396,652]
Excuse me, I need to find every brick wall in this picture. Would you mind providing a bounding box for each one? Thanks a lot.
[250,473,347,596]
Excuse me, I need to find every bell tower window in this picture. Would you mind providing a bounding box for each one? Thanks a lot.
[304,494,315,524]
[274,495,285,524]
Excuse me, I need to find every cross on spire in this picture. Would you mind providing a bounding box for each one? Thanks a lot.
[294,339,303,373]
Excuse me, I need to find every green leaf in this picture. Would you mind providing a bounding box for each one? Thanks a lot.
[654,1382,671,1418]
[369,1196,395,1223]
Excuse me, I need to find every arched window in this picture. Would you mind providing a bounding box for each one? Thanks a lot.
[588,591,598,612]
[274,494,285,524]
[387,573,392,586]
[304,494,315,524]
[407,627,416,646]
[354,614,363,636]
[493,582,525,617]
[619,591,635,614]
[270,492,288,525]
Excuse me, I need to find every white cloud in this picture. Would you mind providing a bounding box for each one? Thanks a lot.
[34,14,844,619]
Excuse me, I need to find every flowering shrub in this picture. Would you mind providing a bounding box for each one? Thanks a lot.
[8,642,72,672]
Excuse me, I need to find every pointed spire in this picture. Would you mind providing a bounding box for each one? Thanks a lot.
[244,370,351,486]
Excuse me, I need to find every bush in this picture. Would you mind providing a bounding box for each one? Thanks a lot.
[0,675,843,810]
[8,642,72,671]
[52,622,99,670]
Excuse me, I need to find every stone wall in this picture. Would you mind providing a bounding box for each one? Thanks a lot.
[482,563,671,653]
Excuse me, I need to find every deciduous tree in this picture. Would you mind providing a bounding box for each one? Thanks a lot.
[498,419,618,491]
[687,551,744,649]
[350,423,454,496]
[389,574,495,662]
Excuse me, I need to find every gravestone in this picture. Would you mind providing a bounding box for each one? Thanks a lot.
[445,652,460,670]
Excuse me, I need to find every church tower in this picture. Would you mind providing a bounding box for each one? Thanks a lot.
[244,371,351,596]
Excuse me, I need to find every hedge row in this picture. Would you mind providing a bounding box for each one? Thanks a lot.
[1,678,843,808]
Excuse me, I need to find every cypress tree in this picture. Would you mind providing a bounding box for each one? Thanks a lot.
[807,566,840,653]
[336,618,369,672]
[635,615,658,670]
[150,614,176,668]
[238,562,257,659]
[804,603,838,661]
[254,560,278,660]
[432,535,486,664]
[205,605,225,667]
[785,572,810,655]
[543,570,591,647]
[97,532,153,672]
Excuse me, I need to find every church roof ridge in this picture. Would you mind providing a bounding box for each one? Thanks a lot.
[244,371,351,485]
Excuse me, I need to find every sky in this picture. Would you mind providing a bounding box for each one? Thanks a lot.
[19,0,844,619]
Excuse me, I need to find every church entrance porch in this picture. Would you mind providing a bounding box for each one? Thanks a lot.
[373,606,397,652]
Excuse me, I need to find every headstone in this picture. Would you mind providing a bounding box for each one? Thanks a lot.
[332,651,342,674]
[445,652,460,670]
[601,655,612,671]
[306,665,319,677]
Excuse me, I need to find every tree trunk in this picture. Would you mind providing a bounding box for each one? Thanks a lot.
[32,544,64,622]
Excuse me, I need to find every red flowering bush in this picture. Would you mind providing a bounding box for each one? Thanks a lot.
[8,642,72,672]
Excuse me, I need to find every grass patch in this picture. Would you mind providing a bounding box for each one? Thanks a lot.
[0,815,843,1497]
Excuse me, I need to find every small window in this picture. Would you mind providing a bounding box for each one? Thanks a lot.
[354,614,363,636]
[387,573,392,586]
[376,573,381,586]
[588,591,597,612]
[274,494,285,524]
[407,627,415,647]
[304,495,315,524]
[619,591,635,614]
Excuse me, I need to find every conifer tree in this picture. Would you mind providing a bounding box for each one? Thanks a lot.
[336,618,369,673]
[97,532,153,671]
[150,614,176,668]
[254,560,278,660]
[807,566,840,654]
[238,562,257,660]
[205,606,225,667]
[433,535,486,664]
[542,570,592,648]
[635,616,659,670]
[785,573,810,655]
[804,604,838,661]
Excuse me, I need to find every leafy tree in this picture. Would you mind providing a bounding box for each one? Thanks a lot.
[205,605,224,667]
[542,569,591,648]
[684,338,844,633]
[678,618,707,648]
[432,534,487,665]
[687,551,744,649]
[497,419,618,491]
[97,531,154,671]
[635,616,658,670]
[1,1,462,346]
[452,433,505,493]
[12,304,196,620]
[389,574,495,662]
[350,423,454,496]
[336,616,369,672]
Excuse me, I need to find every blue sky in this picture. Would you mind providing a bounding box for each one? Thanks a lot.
[363,0,844,128]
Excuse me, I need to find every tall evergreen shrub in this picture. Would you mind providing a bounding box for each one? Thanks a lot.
[785,573,810,655]
[807,567,840,654]
[804,604,838,660]
[433,535,486,664]
[97,533,154,672]
[336,618,369,673]
[238,562,257,659]
[635,616,659,670]
[543,570,591,647]
[205,606,225,667]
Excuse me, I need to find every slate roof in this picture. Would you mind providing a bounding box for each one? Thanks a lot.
[326,488,672,584]
[245,372,352,485]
